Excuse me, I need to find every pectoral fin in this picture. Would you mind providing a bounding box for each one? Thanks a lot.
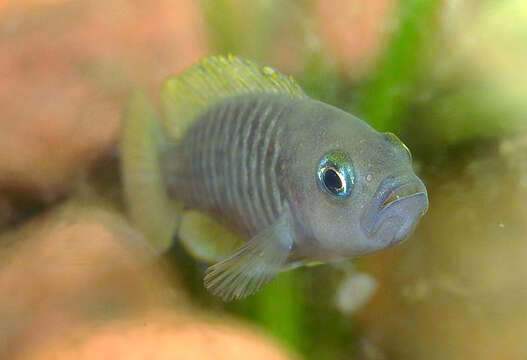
[204,214,293,301]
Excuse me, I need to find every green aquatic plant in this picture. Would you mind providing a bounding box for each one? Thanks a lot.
[359,0,442,132]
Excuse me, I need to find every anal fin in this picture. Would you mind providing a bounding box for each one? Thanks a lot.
[204,214,293,301]
[178,210,244,263]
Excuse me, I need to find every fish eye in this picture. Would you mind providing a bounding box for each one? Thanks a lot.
[317,150,355,198]
[384,132,412,161]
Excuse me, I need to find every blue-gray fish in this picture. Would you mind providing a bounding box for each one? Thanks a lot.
[120,55,429,301]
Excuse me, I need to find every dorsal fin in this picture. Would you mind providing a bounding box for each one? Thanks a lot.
[160,55,307,140]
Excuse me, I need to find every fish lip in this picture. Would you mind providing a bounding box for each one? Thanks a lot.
[377,191,428,225]
[360,176,428,237]
[380,181,427,211]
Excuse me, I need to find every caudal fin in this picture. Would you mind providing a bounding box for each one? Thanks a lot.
[120,89,183,253]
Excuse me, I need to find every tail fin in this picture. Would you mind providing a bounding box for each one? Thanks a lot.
[120,90,183,253]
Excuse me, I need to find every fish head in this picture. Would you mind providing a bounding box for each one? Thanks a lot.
[287,102,428,258]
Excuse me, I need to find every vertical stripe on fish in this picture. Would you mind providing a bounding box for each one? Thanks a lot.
[172,96,289,238]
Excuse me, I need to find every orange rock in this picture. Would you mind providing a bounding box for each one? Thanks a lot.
[0,199,296,360]
[0,200,187,357]
[18,314,297,360]
[0,0,208,198]
[0,0,68,15]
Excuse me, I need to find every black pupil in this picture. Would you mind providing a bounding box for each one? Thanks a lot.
[323,168,343,194]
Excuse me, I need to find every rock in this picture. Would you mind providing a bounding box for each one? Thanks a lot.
[0,0,208,199]
[0,200,187,358]
[17,313,297,360]
[0,199,297,360]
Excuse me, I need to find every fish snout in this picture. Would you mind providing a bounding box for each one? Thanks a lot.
[360,176,428,247]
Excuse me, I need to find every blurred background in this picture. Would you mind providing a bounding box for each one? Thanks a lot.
[1,0,527,359]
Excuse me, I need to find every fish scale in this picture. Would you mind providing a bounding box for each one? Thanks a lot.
[179,95,288,237]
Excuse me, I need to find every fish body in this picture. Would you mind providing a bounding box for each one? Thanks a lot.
[162,94,288,242]
[121,56,429,300]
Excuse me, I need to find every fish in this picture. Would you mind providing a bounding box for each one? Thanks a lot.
[120,55,429,301]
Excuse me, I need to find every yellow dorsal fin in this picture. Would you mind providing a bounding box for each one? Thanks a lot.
[160,55,307,140]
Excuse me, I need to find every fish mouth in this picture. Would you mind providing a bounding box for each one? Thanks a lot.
[360,176,429,245]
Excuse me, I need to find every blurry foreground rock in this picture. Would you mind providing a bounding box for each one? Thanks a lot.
[357,137,527,360]
[0,200,186,357]
[0,0,207,203]
[0,200,296,359]
[18,314,295,360]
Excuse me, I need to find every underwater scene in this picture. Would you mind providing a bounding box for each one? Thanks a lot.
[1,0,526,359]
